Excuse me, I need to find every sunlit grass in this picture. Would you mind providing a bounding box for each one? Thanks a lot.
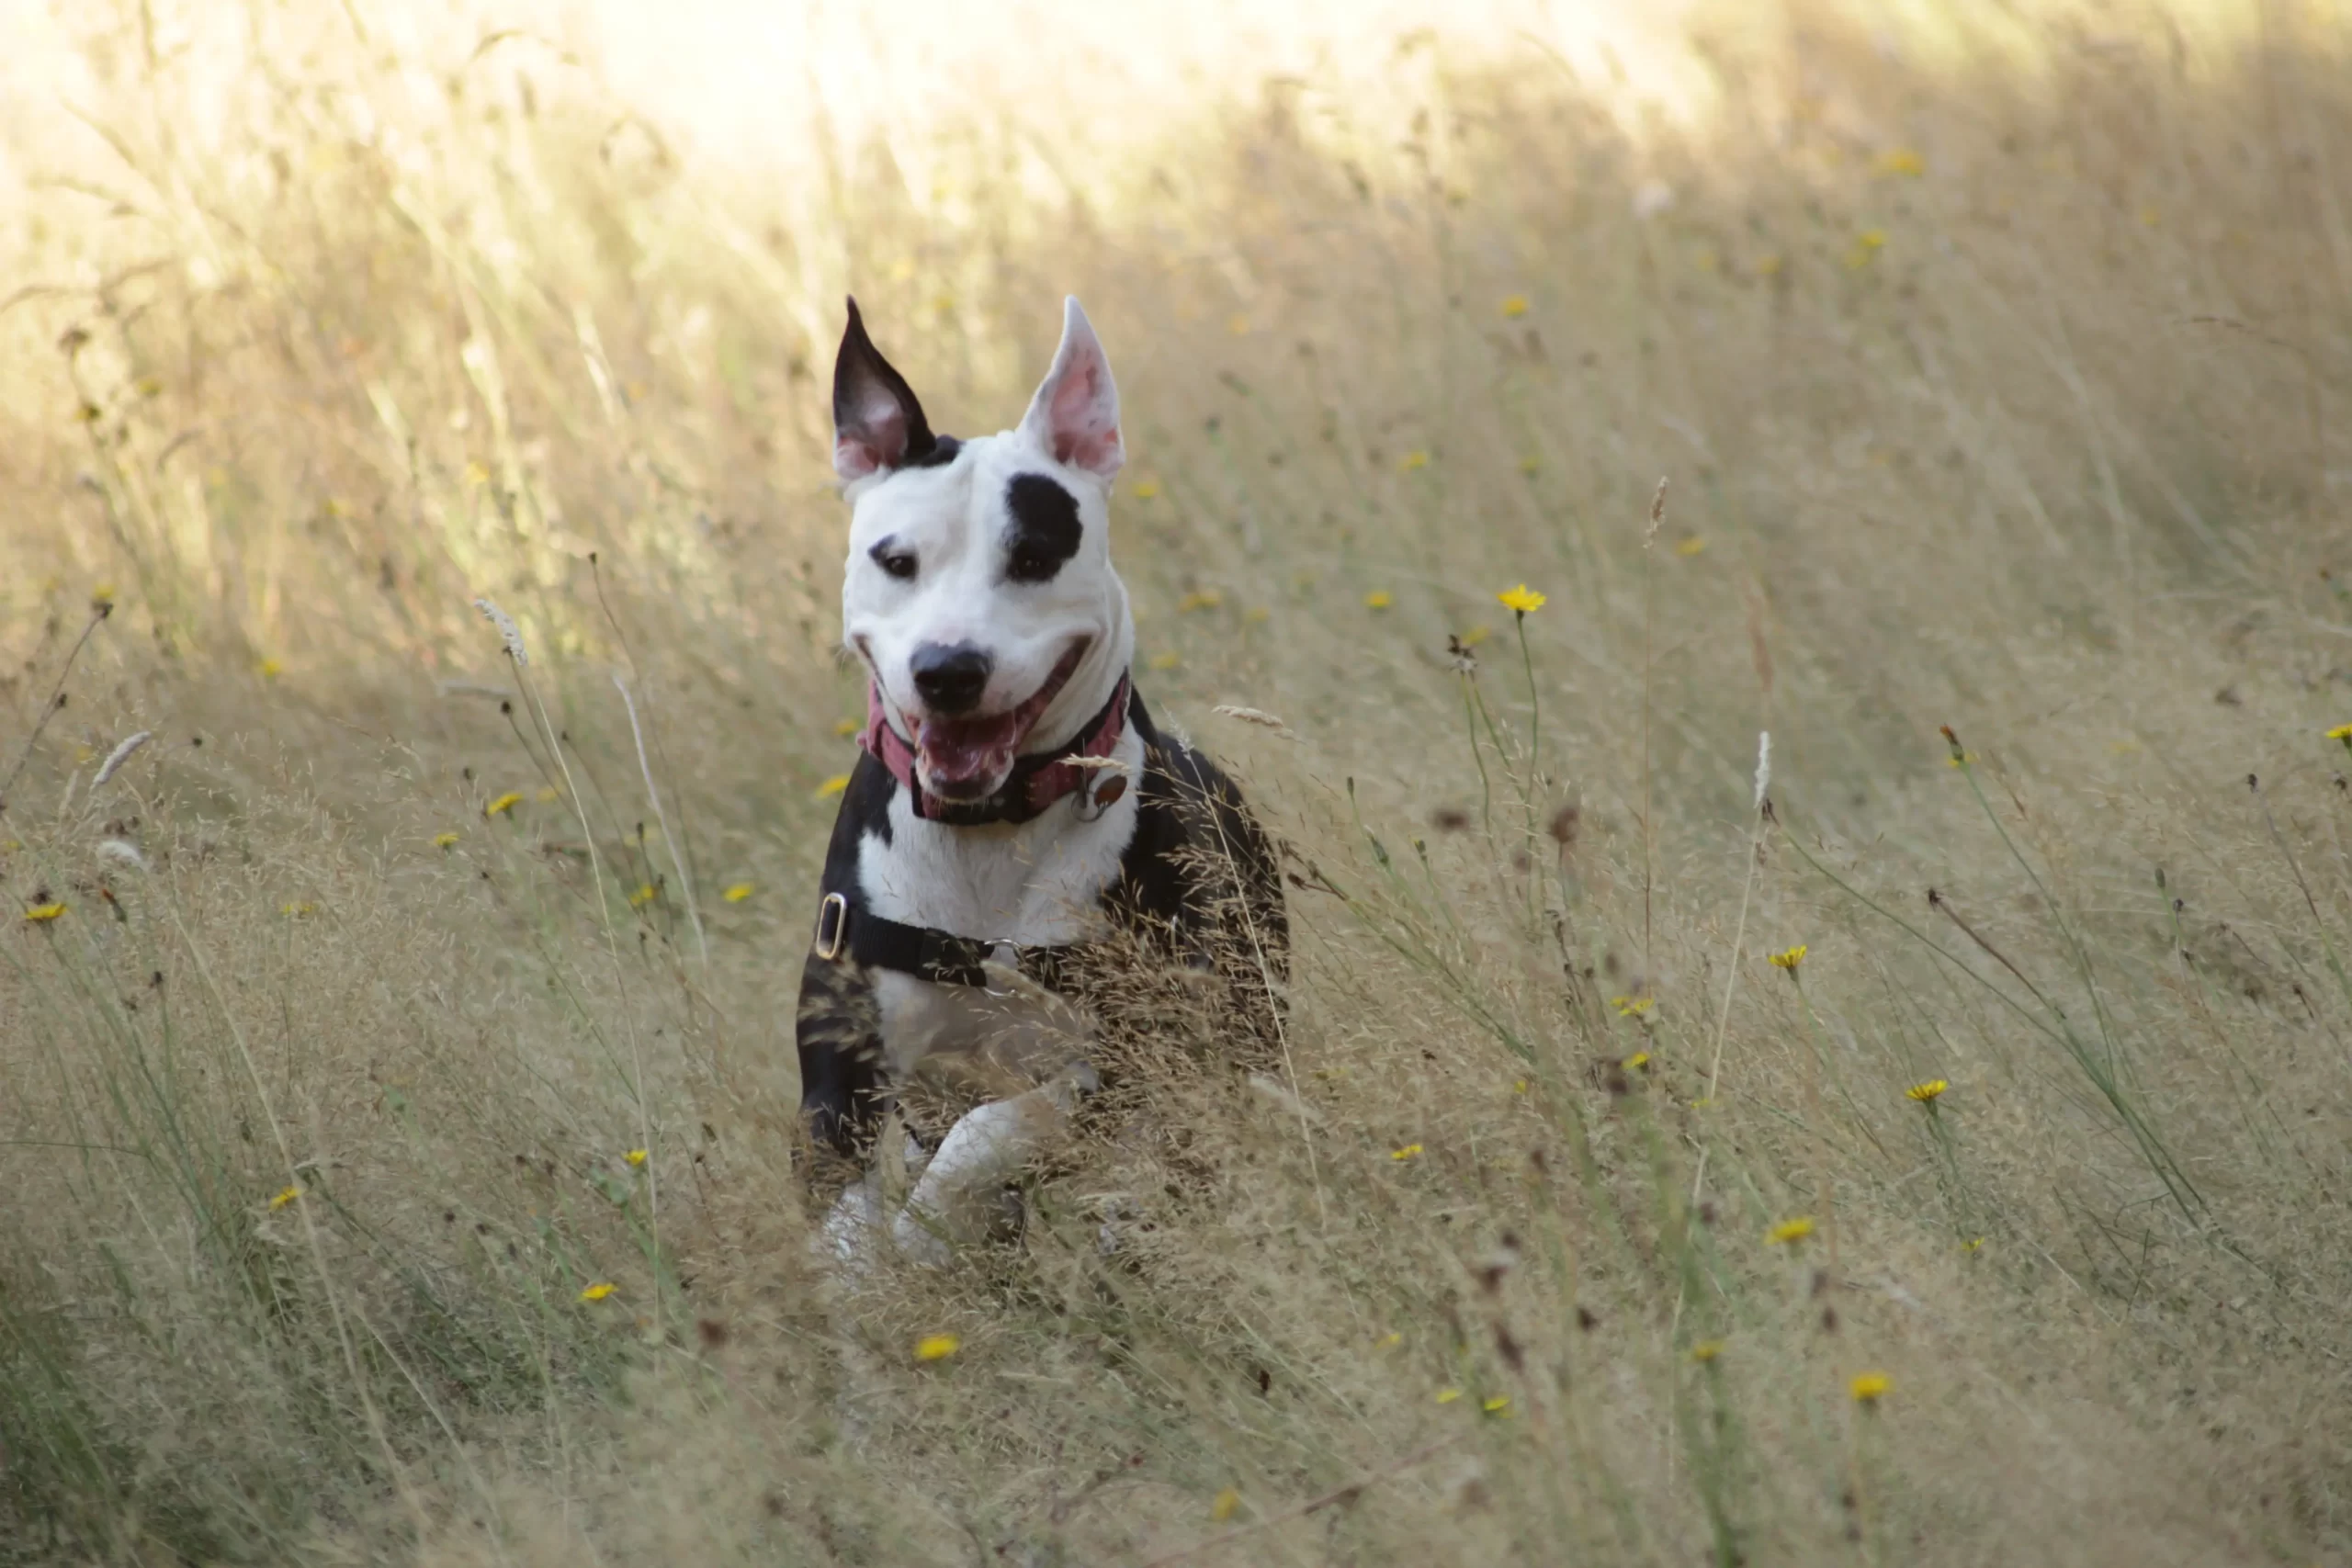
[3,0,2351,1562]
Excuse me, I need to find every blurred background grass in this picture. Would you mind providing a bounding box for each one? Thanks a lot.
[3,0,2351,1562]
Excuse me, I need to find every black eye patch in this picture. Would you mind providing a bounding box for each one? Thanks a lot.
[1002,474,1082,584]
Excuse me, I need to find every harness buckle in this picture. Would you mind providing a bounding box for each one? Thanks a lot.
[814,892,850,961]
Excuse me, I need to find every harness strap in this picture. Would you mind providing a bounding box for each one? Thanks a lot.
[813,890,1090,992]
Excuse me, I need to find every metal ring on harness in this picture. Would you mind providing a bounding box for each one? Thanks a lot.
[814,891,849,961]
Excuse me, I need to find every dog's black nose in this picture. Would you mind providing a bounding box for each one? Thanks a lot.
[910,642,991,714]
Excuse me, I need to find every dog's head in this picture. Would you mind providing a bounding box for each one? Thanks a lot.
[831,296,1134,805]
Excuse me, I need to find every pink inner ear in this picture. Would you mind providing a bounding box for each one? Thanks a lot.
[836,400,906,479]
[1048,359,1121,471]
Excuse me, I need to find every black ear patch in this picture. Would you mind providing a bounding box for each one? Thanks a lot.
[833,297,937,469]
[1002,473,1083,583]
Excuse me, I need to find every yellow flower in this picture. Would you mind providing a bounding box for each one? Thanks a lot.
[1243,605,1270,624]
[1512,1078,1529,1094]
[1962,1235,1986,1253]
[280,901,317,918]
[1210,1487,1240,1523]
[1945,751,1977,768]
[1397,451,1430,473]
[579,1282,616,1302]
[1178,589,1223,613]
[268,1185,302,1210]
[1457,625,1490,648]
[628,883,658,908]
[1623,1051,1651,1071]
[1376,1331,1403,1348]
[433,831,461,848]
[625,1148,647,1167]
[484,792,524,817]
[1433,1387,1463,1404]
[1611,995,1652,1017]
[1690,1339,1725,1363]
[833,716,861,737]
[1845,228,1889,269]
[257,657,283,679]
[91,583,117,604]
[1905,1078,1950,1103]
[463,459,491,487]
[535,785,560,803]
[1768,943,1807,971]
[1132,479,1161,500]
[723,882,754,903]
[1518,456,1541,475]
[1496,583,1547,615]
[1481,1394,1511,1414]
[1390,1143,1423,1161]
[1873,147,1926,177]
[1500,294,1530,317]
[914,1333,960,1362]
[815,773,851,798]
[1363,591,1394,610]
[1767,1216,1815,1246]
[1674,537,1707,557]
[1849,1371,1891,1404]
[23,903,66,922]
[2328,724,2352,742]
[1147,651,1182,671]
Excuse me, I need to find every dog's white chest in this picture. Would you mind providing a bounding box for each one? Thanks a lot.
[854,728,1142,1077]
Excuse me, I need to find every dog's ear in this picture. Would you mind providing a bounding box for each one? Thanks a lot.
[832,297,937,481]
[1017,296,1124,479]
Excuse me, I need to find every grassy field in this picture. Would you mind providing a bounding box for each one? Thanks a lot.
[3,0,2350,1561]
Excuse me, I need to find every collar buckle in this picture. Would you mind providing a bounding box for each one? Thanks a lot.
[814,892,850,961]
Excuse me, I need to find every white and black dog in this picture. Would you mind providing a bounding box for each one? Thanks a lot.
[797,295,1285,1263]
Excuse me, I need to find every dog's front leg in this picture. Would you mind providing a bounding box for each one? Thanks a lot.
[889,1060,1098,1264]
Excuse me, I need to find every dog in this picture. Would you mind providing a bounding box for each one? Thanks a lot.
[797,295,1286,1265]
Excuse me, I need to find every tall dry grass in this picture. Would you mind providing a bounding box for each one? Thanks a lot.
[3,0,2351,1561]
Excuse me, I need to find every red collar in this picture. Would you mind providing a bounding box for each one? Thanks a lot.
[860,672,1132,826]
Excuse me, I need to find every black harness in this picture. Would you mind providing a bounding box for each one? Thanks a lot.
[812,889,1092,993]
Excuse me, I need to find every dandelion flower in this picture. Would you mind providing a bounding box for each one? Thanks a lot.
[280,901,317,918]
[625,1148,648,1168]
[1611,995,1653,1017]
[1132,479,1161,500]
[914,1333,960,1362]
[1433,1387,1463,1404]
[257,658,283,679]
[484,791,524,817]
[1690,1339,1725,1363]
[1397,451,1430,473]
[1767,1216,1815,1246]
[1178,589,1223,613]
[433,831,461,849]
[628,883,658,908]
[268,1185,301,1210]
[833,716,861,737]
[1376,1331,1403,1349]
[723,882,753,903]
[815,773,851,798]
[1390,1143,1423,1161]
[1674,537,1706,557]
[579,1282,616,1302]
[91,583,117,604]
[1623,1051,1651,1071]
[1962,1236,1986,1253]
[24,903,66,922]
[1148,651,1182,671]
[1496,583,1547,615]
[1500,295,1530,317]
[1210,1487,1240,1523]
[1849,1371,1891,1404]
[2330,724,2352,747]
[1769,943,1807,971]
[1364,591,1394,610]
[1481,1395,1511,1415]
[1873,147,1926,177]
[1906,1078,1950,1103]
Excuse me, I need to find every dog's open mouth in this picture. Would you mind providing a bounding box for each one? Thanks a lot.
[914,641,1088,800]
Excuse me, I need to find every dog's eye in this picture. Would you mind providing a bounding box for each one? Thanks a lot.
[872,549,918,581]
[1005,547,1057,584]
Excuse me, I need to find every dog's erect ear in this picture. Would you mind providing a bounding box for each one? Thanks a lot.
[832,297,937,481]
[1017,296,1123,479]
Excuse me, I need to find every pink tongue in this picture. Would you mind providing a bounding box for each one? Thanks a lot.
[917,712,1023,789]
